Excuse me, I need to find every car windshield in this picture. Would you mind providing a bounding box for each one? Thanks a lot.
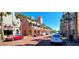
[53,35,61,37]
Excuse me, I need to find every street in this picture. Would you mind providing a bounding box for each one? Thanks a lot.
[35,38,67,46]
[0,35,79,46]
[36,40,66,46]
[1,12,79,46]
[36,39,79,46]
[64,39,79,46]
[0,35,52,46]
[35,35,79,46]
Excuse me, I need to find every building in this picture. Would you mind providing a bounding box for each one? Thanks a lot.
[75,12,79,40]
[0,12,52,41]
[60,12,75,38]
[13,13,21,36]
[37,16,43,24]
[20,16,52,36]
[60,13,69,37]
[0,17,1,40]
[0,12,21,40]
[60,12,79,40]
[60,19,66,36]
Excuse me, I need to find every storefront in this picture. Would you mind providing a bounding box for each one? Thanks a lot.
[3,24,13,38]
[4,30,13,35]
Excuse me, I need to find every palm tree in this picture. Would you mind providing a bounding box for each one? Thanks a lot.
[0,12,11,40]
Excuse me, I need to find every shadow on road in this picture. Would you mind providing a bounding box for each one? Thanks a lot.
[32,39,43,42]
[35,40,66,46]
[64,39,79,46]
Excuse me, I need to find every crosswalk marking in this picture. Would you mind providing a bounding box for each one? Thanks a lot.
[64,40,71,46]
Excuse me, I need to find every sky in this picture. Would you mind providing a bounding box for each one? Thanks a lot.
[16,12,63,31]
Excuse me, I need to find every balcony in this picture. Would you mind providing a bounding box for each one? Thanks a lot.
[32,26,41,30]
[3,25,13,30]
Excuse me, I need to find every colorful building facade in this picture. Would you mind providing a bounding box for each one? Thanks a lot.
[20,16,52,36]
[0,12,52,41]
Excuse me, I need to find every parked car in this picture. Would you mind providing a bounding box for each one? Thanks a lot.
[5,34,24,41]
[50,33,64,45]
[14,34,24,40]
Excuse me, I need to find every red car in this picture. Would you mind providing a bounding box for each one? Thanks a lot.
[5,35,24,41]
[14,35,24,40]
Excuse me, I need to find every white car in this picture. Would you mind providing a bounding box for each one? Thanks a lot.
[50,34,63,44]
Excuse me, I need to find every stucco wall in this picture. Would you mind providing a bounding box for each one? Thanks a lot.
[21,18,31,30]
[3,13,13,25]
[77,13,79,36]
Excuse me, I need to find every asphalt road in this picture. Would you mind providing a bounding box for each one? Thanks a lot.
[36,39,67,46]
[36,39,79,46]
[64,39,79,46]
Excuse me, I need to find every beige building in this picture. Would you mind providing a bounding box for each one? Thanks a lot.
[60,12,79,40]
[37,16,43,24]
[0,12,21,41]
[75,12,79,39]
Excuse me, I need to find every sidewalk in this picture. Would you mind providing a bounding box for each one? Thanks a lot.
[0,35,51,46]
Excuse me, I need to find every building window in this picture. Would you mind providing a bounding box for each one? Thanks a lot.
[4,30,13,35]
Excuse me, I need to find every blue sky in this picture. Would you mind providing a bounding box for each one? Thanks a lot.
[16,12,63,30]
